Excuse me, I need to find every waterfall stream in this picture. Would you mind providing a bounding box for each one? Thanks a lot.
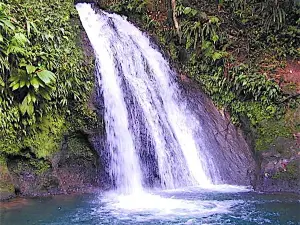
[76,3,215,194]
[2,3,297,225]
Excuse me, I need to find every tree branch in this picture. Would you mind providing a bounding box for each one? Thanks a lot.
[171,0,181,43]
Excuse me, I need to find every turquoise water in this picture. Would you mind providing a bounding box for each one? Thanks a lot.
[1,187,299,225]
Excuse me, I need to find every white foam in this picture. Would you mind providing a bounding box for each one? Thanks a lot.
[94,191,243,222]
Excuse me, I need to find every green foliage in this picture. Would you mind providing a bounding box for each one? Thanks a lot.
[67,135,95,159]
[170,0,296,130]
[105,0,159,31]
[224,0,300,58]
[107,0,299,153]
[225,0,299,31]
[107,0,149,14]
[9,65,56,116]
[0,155,6,166]
[0,0,97,158]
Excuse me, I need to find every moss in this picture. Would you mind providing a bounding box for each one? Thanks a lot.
[0,155,6,166]
[255,118,292,151]
[255,105,300,151]
[9,157,51,176]
[0,102,100,161]
[29,159,51,175]
[67,135,95,159]
[272,161,299,180]
[0,113,67,159]
[23,115,66,159]
[0,130,23,155]
[0,177,14,193]
[0,157,15,194]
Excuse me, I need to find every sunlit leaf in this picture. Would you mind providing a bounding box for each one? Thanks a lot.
[37,70,56,84]
[30,77,40,89]
[11,82,20,90]
[26,65,36,74]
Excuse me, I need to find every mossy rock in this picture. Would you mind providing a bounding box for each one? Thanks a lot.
[0,157,15,200]
[56,134,98,170]
[255,118,292,152]
[6,156,62,197]
[51,134,101,192]
[255,105,300,152]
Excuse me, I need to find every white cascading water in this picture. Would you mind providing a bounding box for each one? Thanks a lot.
[76,3,214,194]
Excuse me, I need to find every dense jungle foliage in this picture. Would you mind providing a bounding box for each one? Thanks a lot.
[105,0,300,151]
[0,0,97,159]
[0,0,299,162]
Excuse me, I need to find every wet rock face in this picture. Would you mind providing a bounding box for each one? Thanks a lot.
[52,135,103,193]
[255,137,300,194]
[6,158,61,198]
[180,80,257,186]
[2,134,103,200]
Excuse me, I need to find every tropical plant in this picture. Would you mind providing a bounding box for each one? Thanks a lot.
[8,64,56,116]
[0,0,96,159]
[0,2,15,75]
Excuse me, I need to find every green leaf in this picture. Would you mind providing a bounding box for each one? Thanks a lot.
[212,34,219,43]
[8,76,18,83]
[1,19,15,30]
[40,89,51,100]
[30,77,40,89]
[184,7,192,15]
[37,70,56,84]
[27,93,32,103]
[28,102,34,116]
[209,16,220,24]
[19,94,34,116]
[26,65,36,74]
[19,79,26,88]
[0,77,4,87]
[11,83,20,91]
[191,9,198,16]
[30,21,39,34]
[26,80,30,88]
[20,95,28,115]
[212,52,223,61]
[29,92,37,103]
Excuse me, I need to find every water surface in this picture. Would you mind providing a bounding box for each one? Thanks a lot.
[1,187,299,225]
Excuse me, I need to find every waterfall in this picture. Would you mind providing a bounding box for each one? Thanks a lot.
[76,3,214,194]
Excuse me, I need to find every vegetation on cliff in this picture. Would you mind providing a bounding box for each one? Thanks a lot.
[0,0,97,160]
[105,0,300,153]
